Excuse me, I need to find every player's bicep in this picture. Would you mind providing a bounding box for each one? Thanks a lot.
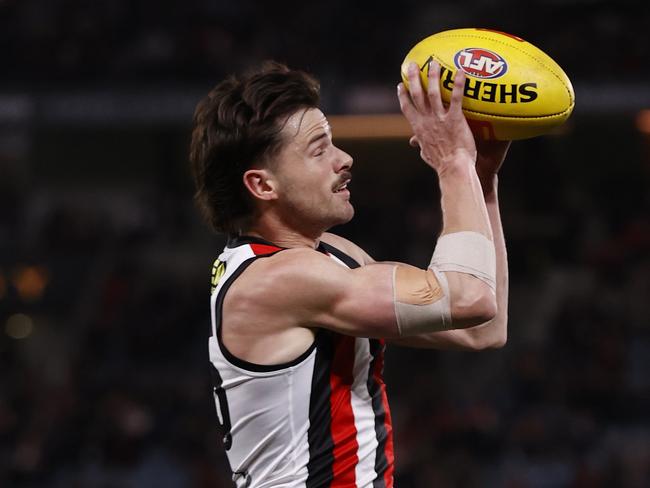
[318,262,454,338]
[319,263,398,338]
[277,260,394,338]
[257,250,398,338]
[257,250,454,339]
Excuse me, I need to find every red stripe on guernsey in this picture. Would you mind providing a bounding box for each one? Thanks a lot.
[373,341,394,486]
[329,335,359,486]
[249,243,282,256]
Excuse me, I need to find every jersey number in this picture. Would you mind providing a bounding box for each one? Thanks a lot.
[213,385,232,450]
[211,361,233,451]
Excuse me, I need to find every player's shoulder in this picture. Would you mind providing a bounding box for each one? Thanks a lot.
[241,246,339,289]
[320,232,374,265]
[260,246,329,269]
[228,246,347,309]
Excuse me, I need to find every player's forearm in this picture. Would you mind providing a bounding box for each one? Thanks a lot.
[426,156,497,330]
[394,65,497,337]
[437,156,493,241]
[391,176,507,349]
[487,176,508,329]
[460,176,508,348]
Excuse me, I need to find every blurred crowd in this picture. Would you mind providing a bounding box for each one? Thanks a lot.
[2,0,650,486]
[1,0,649,87]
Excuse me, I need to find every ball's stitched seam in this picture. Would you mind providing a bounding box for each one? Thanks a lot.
[439,99,573,119]
[462,106,573,120]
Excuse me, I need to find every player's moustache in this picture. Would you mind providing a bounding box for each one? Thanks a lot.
[332,171,352,191]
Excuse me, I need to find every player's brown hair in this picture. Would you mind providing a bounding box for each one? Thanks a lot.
[189,62,320,235]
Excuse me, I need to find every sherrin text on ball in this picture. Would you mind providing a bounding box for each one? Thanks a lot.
[401,28,575,140]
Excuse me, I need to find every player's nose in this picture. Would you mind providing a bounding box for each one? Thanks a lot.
[335,146,353,171]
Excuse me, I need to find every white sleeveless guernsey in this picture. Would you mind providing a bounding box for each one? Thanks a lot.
[208,235,394,488]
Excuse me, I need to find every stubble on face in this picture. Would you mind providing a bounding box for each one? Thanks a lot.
[271,108,354,232]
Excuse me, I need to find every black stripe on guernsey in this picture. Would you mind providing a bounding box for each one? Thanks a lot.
[306,331,335,487]
[368,339,388,488]
[318,241,361,269]
[214,254,318,373]
[209,363,233,451]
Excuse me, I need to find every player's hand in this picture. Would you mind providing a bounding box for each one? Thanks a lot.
[475,138,511,177]
[398,61,476,175]
[475,138,511,193]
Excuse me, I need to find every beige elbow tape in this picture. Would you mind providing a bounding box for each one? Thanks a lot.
[393,266,452,335]
[392,232,495,336]
[431,231,496,291]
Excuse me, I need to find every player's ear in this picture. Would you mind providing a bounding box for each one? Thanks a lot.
[243,168,278,201]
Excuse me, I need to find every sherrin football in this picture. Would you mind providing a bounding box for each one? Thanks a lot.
[401,28,575,140]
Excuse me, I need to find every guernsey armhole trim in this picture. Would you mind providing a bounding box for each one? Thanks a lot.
[318,241,361,269]
[212,238,359,373]
[214,252,318,373]
[216,326,319,373]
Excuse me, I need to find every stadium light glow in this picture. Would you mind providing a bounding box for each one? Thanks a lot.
[12,265,48,302]
[636,110,650,134]
[5,314,34,339]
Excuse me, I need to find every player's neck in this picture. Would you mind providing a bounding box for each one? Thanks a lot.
[244,216,322,249]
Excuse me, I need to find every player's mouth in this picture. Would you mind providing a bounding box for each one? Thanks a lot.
[333,179,350,196]
[333,177,351,195]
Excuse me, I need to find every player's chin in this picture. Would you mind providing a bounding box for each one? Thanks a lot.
[336,202,355,224]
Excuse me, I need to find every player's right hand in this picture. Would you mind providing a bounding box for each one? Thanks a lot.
[397,61,476,175]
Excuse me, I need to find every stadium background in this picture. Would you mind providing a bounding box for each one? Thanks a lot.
[2,0,650,486]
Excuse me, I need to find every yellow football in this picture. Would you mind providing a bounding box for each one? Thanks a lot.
[401,28,575,140]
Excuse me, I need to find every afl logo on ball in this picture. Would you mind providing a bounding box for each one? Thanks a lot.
[454,48,508,79]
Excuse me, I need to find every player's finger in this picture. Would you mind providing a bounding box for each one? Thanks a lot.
[405,62,427,112]
[397,83,418,120]
[448,69,466,114]
[426,60,444,112]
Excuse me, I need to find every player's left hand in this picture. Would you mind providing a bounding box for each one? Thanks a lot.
[475,138,510,182]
